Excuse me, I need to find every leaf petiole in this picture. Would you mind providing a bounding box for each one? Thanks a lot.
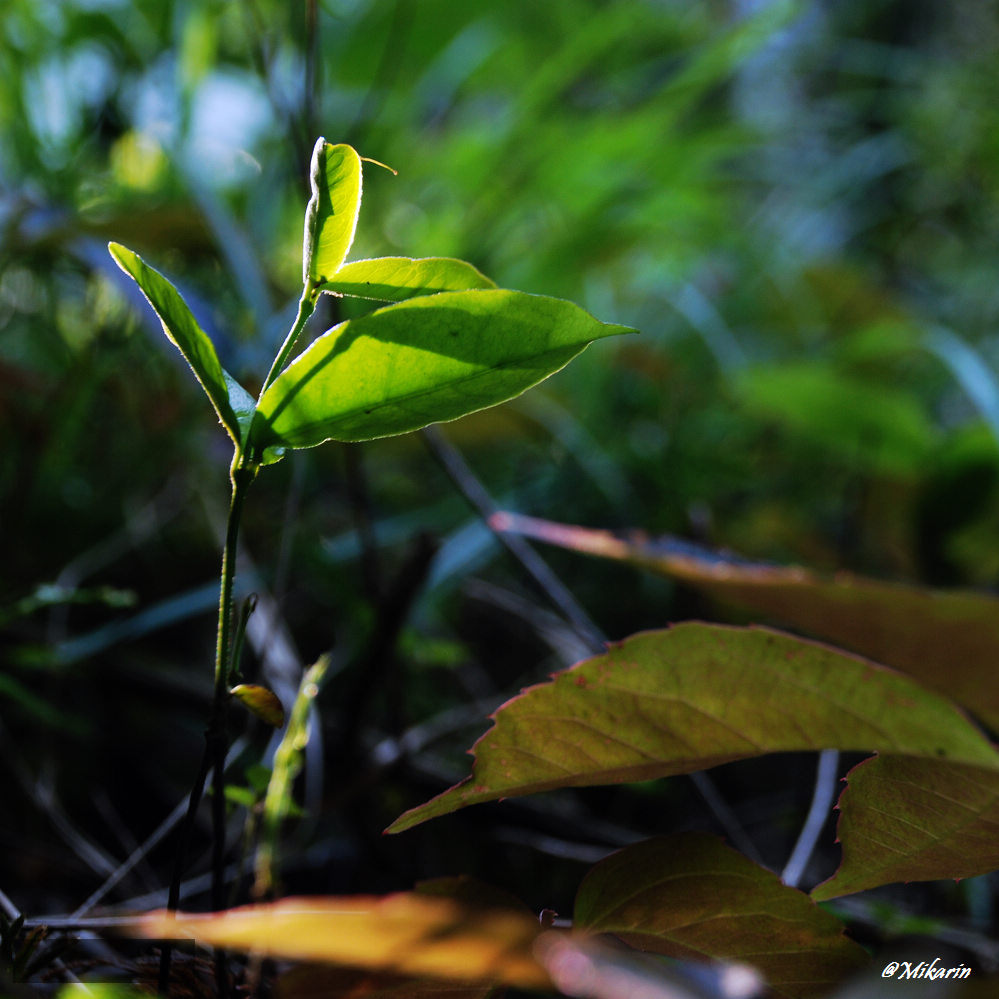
[259,278,320,398]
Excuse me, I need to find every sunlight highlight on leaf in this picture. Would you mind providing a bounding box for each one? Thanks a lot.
[250,290,634,447]
[320,257,496,302]
[230,684,285,728]
[303,140,362,284]
[108,242,249,445]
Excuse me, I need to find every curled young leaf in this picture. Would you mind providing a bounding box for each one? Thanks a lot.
[303,139,362,285]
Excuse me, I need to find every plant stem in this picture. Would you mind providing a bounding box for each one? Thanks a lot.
[210,460,256,998]
[260,282,319,396]
[157,457,256,998]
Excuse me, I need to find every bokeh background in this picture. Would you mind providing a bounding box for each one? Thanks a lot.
[4,0,999,967]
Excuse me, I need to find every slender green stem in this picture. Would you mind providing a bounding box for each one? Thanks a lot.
[210,459,256,999]
[158,455,257,998]
[259,281,319,396]
[215,460,255,695]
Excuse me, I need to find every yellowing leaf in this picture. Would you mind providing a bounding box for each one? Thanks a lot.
[230,684,285,728]
[135,894,551,990]
[492,512,999,730]
[387,623,999,833]
[575,835,867,999]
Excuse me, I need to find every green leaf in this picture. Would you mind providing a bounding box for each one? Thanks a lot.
[303,139,362,284]
[108,242,247,446]
[812,756,999,901]
[318,256,496,302]
[386,623,999,833]
[250,290,633,448]
[576,834,868,999]
[492,513,999,730]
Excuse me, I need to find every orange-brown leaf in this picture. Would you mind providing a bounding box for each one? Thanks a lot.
[135,894,550,990]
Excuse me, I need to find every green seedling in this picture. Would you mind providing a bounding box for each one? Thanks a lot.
[110,137,632,994]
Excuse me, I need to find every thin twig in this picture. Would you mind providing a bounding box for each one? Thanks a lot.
[781,749,840,888]
[157,745,213,994]
[421,425,605,650]
[72,739,248,920]
[0,888,20,921]
[421,425,761,861]
[2,745,119,879]
[689,772,764,866]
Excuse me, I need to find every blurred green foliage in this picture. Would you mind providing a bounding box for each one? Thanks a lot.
[4,0,999,976]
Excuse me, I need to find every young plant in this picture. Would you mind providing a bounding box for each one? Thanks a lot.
[116,142,999,999]
[110,138,631,990]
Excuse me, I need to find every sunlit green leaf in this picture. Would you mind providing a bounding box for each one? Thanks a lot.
[386,623,999,833]
[250,290,633,448]
[491,513,999,730]
[812,756,999,901]
[108,242,247,446]
[576,835,867,999]
[303,140,362,284]
[319,257,496,302]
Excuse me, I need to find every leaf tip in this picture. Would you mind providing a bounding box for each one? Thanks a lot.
[107,241,130,268]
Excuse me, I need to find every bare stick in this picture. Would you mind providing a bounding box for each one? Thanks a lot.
[421,425,605,650]
[782,750,840,888]
[422,425,761,862]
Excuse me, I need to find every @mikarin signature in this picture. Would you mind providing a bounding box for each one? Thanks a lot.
[882,959,972,981]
